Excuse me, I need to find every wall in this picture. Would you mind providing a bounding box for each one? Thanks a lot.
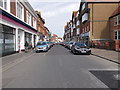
[88,3,119,41]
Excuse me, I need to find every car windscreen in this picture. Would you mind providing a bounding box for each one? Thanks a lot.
[70,42,73,44]
[75,43,87,47]
[37,42,46,45]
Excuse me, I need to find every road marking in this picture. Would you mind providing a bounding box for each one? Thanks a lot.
[88,69,119,71]
[2,53,35,72]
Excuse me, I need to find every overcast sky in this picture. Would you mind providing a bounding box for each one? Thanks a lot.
[28,0,81,37]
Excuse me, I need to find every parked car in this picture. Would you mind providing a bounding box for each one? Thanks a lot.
[35,41,49,53]
[71,42,91,55]
[46,42,51,49]
[48,42,54,48]
[64,42,69,48]
[68,41,74,50]
[60,42,66,46]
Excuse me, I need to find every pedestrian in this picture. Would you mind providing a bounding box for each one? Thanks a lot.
[29,42,33,50]
[24,41,29,53]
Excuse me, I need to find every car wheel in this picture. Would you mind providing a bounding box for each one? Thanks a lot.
[87,52,91,55]
[73,50,76,55]
[36,51,38,53]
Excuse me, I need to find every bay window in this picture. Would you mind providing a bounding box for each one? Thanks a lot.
[114,14,120,25]
[114,30,120,40]
[118,15,120,25]
[118,31,120,40]
[82,3,85,11]
[82,13,88,22]
[114,31,117,40]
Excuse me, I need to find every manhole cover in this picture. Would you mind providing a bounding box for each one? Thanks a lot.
[90,70,120,89]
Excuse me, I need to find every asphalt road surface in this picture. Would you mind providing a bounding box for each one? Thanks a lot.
[2,45,119,88]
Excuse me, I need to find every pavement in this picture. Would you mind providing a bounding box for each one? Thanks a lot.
[91,48,120,64]
[2,45,119,89]
[2,50,34,67]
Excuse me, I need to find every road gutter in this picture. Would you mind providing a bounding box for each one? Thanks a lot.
[91,53,120,65]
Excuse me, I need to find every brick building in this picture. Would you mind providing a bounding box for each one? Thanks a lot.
[71,11,77,42]
[79,0,119,48]
[109,6,120,51]
[0,0,39,56]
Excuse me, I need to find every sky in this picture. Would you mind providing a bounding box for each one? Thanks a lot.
[28,0,81,37]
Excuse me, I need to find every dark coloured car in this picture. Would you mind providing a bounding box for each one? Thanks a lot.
[71,42,91,55]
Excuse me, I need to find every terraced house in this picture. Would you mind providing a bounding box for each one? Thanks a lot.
[0,0,39,56]
[79,0,119,48]
[109,6,120,51]
[64,0,119,51]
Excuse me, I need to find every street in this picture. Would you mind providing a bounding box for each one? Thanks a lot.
[2,45,119,88]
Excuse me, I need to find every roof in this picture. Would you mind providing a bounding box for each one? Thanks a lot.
[110,6,120,18]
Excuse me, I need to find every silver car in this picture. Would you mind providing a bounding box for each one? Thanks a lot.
[35,41,49,53]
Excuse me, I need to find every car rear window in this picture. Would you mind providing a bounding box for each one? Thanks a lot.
[37,42,46,45]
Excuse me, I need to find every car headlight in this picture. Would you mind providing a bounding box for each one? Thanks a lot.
[43,46,47,49]
[75,46,80,49]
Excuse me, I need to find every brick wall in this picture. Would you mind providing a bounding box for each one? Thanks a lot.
[10,1,16,16]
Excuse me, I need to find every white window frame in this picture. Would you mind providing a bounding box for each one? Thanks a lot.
[16,1,24,21]
[114,30,120,40]
[26,11,31,26]
[33,17,36,29]
[118,15,120,25]
[118,30,120,40]
[114,15,120,26]
[77,28,80,35]
[82,13,88,22]
[77,20,79,26]
[0,0,10,12]
[82,3,85,11]
[114,31,118,40]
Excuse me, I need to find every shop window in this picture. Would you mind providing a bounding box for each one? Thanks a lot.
[114,31,118,40]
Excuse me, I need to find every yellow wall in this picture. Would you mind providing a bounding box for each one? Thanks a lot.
[88,3,119,41]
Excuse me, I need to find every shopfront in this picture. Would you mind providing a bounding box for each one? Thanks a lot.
[0,24,15,56]
[81,32,90,46]
[34,35,36,47]
[25,32,32,44]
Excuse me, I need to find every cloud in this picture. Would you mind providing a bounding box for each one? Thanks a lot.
[28,1,80,37]
[41,3,79,18]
